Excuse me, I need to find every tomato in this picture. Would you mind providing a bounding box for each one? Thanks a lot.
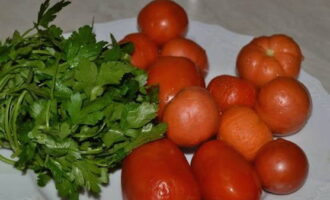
[218,106,273,161]
[122,139,201,200]
[254,138,309,194]
[162,87,219,147]
[236,34,303,87]
[255,77,311,136]
[207,75,257,113]
[120,32,158,70]
[161,37,209,77]
[147,56,205,117]
[137,0,188,45]
[191,140,262,200]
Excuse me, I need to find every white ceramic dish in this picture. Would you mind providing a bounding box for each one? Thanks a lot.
[1,18,330,200]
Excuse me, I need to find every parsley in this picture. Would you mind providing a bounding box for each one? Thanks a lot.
[0,0,166,199]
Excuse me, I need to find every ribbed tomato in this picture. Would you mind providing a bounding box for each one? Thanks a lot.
[237,34,303,87]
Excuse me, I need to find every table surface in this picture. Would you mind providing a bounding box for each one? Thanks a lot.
[0,0,329,93]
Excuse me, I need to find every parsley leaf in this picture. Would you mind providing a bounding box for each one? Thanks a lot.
[0,1,166,199]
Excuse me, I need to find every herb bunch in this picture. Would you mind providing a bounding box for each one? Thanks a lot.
[0,1,166,199]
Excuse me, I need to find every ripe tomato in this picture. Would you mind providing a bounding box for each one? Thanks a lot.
[120,32,158,70]
[254,138,309,194]
[218,106,273,161]
[122,139,201,200]
[162,87,219,147]
[255,77,311,136]
[147,56,205,117]
[137,0,188,45]
[207,75,257,113]
[191,140,262,200]
[161,37,209,77]
[236,34,303,87]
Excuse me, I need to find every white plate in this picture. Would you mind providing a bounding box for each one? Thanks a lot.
[1,18,330,200]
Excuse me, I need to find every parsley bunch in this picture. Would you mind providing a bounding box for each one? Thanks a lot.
[0,1,166,199]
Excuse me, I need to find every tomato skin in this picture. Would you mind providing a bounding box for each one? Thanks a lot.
[138,0,188,45]
[254,138,309,194]
[191,140,262,200]
[207,75,257,113]
[236,34,303,87]
[147,56,205,117]
[255,77,311,135]
[218,106,273,161]
[121,139,201,200]
[161,37,208,77]
[162,87,219,147]
[120,33,158,70]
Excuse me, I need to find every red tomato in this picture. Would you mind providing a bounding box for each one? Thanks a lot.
[254,138,309,194]
[255,77,311,135]
[120,32,158,70]
[137,0,188,45]
[161,37,209,77]
[218,106,273,161]
[147,56,205,117]
[122,139,201,200]
[207,75,257,113]
[191,140,262,200]
[237,34,303,87]
[162,87,219,147]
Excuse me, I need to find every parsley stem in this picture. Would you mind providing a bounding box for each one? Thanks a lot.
[45,101,51,128]
[21,27,35,38]
[4,97,16,152]
[80,147,104,155]
[12,90,27,151]
[50,58,60,99]
[0,154,15,165]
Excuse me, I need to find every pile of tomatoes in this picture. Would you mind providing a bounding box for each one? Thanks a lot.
[119,1,312,200]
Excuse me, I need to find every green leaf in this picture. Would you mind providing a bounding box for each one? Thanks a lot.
[97,61,135,85]
[37,173,52,187]
[65,93,83,124]
[74,60,98,87]
[37,0,71,28]
[59,122,71,139]
[123,102,158,128]
[102,128,126,147]
[15,143,36,170]
[45,158,79,200]
[0,1,166,199]
[74,126,99,141]
[63,26,106,68]
[72,160,103,193]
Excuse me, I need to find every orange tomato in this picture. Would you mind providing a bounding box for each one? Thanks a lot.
[137,0,188,45]
[254,138,309,194]
[255,77,311,136]
[191,140,262,200]
[120,32,158,70]
[207,75,257,113]
[147,56,205,117]
[218,106,273,161]
[122,139,201,200]
[161,37,209,77]
[237,34,303,87]
[162,87,219,147]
